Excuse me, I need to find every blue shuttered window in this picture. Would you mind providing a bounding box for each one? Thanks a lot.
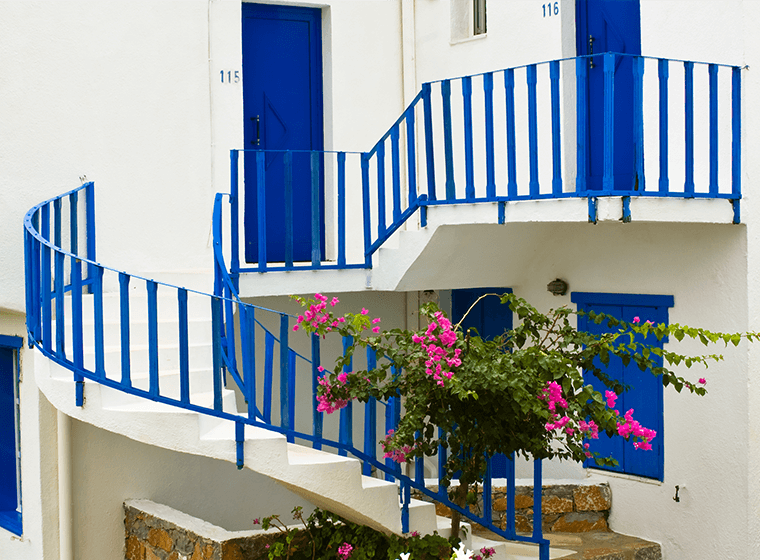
[571,293,673,481]
[0,335,23,536]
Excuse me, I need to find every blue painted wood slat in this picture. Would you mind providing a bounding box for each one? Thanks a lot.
[603,53,615,192]
[211,297,224,411]
[550,61,562,195]
[405,107,418,206]
[337,152,346,267]
[633,57,645,191]
[360,154,372,267]
[85,182,96,292]
[244,305,257,420]
[229,151,240,284]
[310,152,321,267]
[311,333,323,449]
[53,199,65,360]
[391,126,402,220]
[256,151,267,271]
[178,288,190,404]
[527,65,539,197]
[376,142,387,237]
[339,335,353,456]
[119,273,131,387]
[284,151,294,268]
[280,315,292,440]
[484,72,496,198]
[709,64,719,194]
[147,281,159,396]
[363,348,377,476]
[41,205,51,352]
[441,80,456,200]
[92,266,105,379]
[684,61,695,195]
[658,59,670,193]
[263,332,274,423]
[505,68,518,198]
[422,83,437,201]
[576,58,588,192]
[462,76,475,200]
[732,66,741,196]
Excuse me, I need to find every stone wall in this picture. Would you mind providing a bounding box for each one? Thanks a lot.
[124,499,280,560]
[413,480,612,535]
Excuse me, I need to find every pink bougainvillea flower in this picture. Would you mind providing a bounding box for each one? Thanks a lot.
[292,325,299,331]
[632,316,640,323]
[337,542,353,560]
[360,308,369,315]
[605,390,617,408]
[372,317,381,324]
[372,326,380,333]
[331,297,339,307]
[698,378,707,385]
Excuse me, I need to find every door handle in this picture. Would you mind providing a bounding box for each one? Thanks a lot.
[250,116,260,146]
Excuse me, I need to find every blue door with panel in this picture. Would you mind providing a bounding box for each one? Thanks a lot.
[242,3,324,264]
[572,292,672,480]
[576,0,641,191]
[451,288,512,477]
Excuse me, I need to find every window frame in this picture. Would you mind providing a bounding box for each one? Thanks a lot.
[0,334,23,536]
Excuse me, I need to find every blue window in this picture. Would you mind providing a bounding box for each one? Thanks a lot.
[571,293,673,481]
[0,335,22,536]
[451,288,512,476]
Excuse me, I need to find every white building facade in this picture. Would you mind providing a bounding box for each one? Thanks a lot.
[1,1,759,559]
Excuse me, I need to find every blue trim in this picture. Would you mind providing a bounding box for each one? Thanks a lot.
[571,292,674,308]
[0,336,22,350]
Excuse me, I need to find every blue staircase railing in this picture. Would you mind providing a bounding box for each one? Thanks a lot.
[24,183,551,559]
[227,53,742,273]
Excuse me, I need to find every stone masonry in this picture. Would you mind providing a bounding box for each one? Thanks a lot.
[124,499,281,560]
[412,480,612,535]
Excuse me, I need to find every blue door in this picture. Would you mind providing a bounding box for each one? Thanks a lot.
[572,293,672,480]
[576,0,641,191]
[451,288,512,477]
[0,343,21,535]
[242,3,324,264]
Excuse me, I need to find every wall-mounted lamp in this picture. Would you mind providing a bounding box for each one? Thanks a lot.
[547,278,568,296]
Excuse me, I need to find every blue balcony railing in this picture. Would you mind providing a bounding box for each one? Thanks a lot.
[226,53,742,273]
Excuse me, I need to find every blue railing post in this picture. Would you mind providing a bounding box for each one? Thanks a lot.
[484,72,496,199]
[550,60,562,195]
[363,347,377,476]
[391,126,402,220]
[505,68,518,198]
[310,151,321,267]
[244,305,258,420]
[147,280,159,396]
[256,150,267,271]
[229,151,240,291]
[441,80,456,200]
[462,76,475,200]
[119,273,132,387]
[280,314,293,441]
[53,198,65,361]
[603,53,615,192]
[422,83,437,201]
[311,333,323,449]
[405,106,418,207]
[576,58,588,192]
[527,65,539,197]
[709,64,719,195]
[85,182,96,293]
[211,297,224,412]
[178,288,190,404]
[284,150,294,268]
[377,142,387,238]
[658,59,670,193]
[732,66,741,198]
[684,61,695,196]
[361,153,372,267]
[339,335,353,456]
[633,56,645,191]
[337,152,347,268]
[92,266,105,381]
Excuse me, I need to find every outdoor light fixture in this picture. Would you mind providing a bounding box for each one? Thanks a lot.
[547,278,568,296]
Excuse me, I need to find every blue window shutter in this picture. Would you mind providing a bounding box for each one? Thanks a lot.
[0,338,22,536]
[571,293,671,481]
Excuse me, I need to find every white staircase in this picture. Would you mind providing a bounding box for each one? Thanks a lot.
[36,290,442,537]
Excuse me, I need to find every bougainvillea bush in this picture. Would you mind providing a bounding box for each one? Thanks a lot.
[293,292,751,532]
